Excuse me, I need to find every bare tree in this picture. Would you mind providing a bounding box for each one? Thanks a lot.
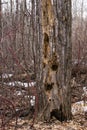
[57,0,72,120]
[0,0,2,79]
[41,0,72,121]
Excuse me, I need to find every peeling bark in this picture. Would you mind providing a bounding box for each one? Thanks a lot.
[41,0,72,121]
[42,0,62,121]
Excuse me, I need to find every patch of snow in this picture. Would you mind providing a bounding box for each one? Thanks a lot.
[25,95,30,98]
[15,91,22,96]
[24,95,35,106]
[29,82,36,87]
[83,86,87,91]
[24,95,35,99]
[33,96,35,100]
[83,106,87,112]
[72,101,87,115]
[82,86,87,100]
[76,101,84,104]
[2,73,13,78]
[14,90,26,96]
[30,99,35,106]
[4,81,36,87]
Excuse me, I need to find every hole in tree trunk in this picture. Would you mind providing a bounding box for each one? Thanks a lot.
[45,83,54,91]
[43,62,46,68]
[44,55,47,58]
[44,33,49,43]
[50,106,67,122]
[51,64,58,71]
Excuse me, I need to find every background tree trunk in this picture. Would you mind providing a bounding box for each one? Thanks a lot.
[57,0,72,120]
[0,0,2,44]
[0,0,1,38]
[0,0,2,79]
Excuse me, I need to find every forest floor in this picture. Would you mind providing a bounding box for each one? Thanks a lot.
[1,95,87,130]
[0,72,87,130]
[8,101,86,130]
[11,76,87,130]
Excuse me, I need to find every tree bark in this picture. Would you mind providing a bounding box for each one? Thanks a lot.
[0,0,2,42]
[42,0,72,121]
[57,0,72,120]
[0,0,2,78]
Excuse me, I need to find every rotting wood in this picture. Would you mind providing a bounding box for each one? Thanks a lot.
[42,0,63,121]
[41,0,72,121]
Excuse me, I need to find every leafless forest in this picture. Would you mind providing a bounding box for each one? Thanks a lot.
[0,0,87,130]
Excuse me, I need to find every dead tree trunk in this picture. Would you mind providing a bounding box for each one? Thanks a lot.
[0,0,2,79]
[0,0,1,44]
[0,0,1,37]
[41,0,72,121]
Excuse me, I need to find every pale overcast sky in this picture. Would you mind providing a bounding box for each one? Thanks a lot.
[72,0,87,18]
[2,0,87,18]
